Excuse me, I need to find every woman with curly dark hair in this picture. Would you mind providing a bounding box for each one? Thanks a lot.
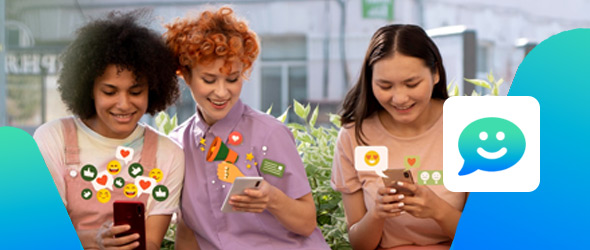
[165,6,328,249]
[34,10,184,250]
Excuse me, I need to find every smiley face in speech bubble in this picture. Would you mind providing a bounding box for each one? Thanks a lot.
[458,117,526,176]
[364,150,380,166]
[354,146,388,178]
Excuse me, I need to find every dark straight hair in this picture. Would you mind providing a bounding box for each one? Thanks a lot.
[340,24,448,145]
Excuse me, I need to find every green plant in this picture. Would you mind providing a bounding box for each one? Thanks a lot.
[448,72,504,96]
[284,100,351,249]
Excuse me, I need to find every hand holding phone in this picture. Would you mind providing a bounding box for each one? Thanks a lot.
[382,169,415,196]
[113,201,146,250]
[221,176,263,213]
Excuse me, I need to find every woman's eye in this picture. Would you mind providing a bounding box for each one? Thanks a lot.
[378,84,391,90]
[130,91,143,96]
[407,81,420,88]
[102,91,115,96]
[227,77,239,83]
[202,78,215,84]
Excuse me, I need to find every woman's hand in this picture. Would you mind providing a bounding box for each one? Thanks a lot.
[94,221,140,250]
[395,181,463,239]
[228,180,317,236]
[228,180,272,213]
[395,181,445,219]
[371,187,406,219]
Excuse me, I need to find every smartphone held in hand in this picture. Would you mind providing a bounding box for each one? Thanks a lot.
[221,176,264,213]
[382,169,415,196]
[113,201,146,250]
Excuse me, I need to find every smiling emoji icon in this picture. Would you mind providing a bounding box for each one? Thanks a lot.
[124,183,138,198]
[97,189,111,203]
[150,168,163,182]
[107,160,122,175]
[364,150,380,167]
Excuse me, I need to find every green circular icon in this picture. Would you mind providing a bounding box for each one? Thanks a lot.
[81,188,92,200]
[128,163,144,178]
[152,185,169,202]
[114,177,125,188]
[81,165,97,181]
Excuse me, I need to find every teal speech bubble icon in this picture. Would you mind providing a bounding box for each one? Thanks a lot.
[458,117,526,176]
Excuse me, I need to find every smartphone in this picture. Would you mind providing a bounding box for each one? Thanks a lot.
[113,201,146,250]
[382,169,415,196]
[221,176,264,213]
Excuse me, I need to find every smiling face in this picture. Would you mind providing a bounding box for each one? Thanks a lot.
[183,59,244,126]
[150,168,163,182]
[107,160,121,175]
[86,64,148,139]
[364,150,380,166]
[123,183,137,198]
[97,189,111,203]
[458,117,526,175]
[372,52,439,127]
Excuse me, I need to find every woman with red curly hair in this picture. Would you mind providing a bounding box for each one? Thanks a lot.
[165,6,329,250]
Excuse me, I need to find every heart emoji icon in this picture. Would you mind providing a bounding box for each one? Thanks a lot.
[96,175,107,185]
[408,158,416,166]
[116,146,134,165]
[140,180,151,190]
[227,131,243,145]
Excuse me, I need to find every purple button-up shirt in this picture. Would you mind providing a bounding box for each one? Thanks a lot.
[170,100,329,249]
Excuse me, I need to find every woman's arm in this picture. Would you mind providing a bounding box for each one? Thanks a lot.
[341,188,405,250]
[145,215,172,250]
[174,216,200,250]
[229,181,317,236]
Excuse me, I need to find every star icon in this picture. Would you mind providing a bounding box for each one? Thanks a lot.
[199,138,206,145]
[246,152,254,161]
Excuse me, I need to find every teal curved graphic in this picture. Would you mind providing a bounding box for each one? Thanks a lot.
[453,29,590,249]
[0,127,81,249]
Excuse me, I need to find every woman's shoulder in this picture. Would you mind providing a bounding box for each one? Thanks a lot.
[167,114,198,148]
[142,124,184,156]
[339,113,381,137]
[33,117,70,142]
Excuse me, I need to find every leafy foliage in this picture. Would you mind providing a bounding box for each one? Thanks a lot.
[448,71,504,96]
[287,99,351,249]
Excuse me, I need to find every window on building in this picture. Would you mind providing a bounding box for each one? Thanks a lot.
[259,35,307,122]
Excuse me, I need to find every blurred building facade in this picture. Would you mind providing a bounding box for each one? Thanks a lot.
[2,0,589,133]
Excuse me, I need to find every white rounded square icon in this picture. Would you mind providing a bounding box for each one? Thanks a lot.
[443,96,540,192]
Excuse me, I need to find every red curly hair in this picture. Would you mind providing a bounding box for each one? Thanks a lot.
[164,6,259,77]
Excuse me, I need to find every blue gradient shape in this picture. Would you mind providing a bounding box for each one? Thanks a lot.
[0,127,81,249]
[452,29,590,249]
[458,117,526,175]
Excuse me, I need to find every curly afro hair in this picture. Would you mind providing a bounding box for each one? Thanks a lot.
[58,10,180,119]
[164,6,260,77]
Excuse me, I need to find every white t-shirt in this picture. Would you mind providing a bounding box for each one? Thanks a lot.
[33,117,185,216]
